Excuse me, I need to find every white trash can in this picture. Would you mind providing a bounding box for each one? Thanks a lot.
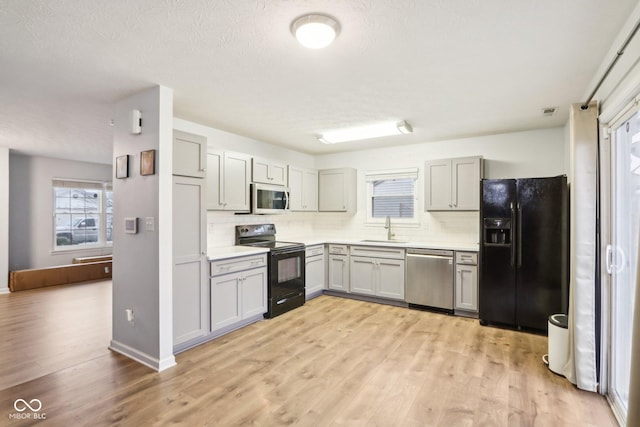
[548,313,569,375]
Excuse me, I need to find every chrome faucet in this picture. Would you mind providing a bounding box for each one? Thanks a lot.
[385,216,395,240]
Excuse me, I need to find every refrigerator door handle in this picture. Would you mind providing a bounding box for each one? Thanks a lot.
[510,202,516,267]
[605,244,613,275]
[517,202,522,267]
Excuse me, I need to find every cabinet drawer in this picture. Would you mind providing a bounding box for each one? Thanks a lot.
[350,245,405,260]
[211,254,267,277]
[328,244,348,255]
[455,251,477,265]
[306,245,324,257]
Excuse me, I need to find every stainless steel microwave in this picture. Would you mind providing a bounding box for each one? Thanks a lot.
[251,183,290,214]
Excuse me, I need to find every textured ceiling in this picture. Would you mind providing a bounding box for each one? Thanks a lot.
[0,0,638,164]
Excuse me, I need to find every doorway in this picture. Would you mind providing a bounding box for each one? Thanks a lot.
[604,106,640,424]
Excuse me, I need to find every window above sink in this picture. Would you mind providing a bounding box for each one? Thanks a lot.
[365,168,419,226]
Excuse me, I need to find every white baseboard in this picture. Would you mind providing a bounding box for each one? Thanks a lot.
[0,287,10,295]
[109,340,177,372]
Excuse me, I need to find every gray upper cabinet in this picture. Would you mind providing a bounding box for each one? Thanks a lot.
[207,150,251,211]
[318,168,357,213]
[425,156,483,211]
[252,157,287,186]
[173,130,207,178]
[288,166,318,211]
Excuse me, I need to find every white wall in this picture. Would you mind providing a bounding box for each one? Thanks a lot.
[0,147,9,293]
[8,154,112,270]
[173,118,315,169]
[313,127,566,244]
[173,118,317,247]
[589,1,640,123]
[179,119,566,247]
[110,85,175,371]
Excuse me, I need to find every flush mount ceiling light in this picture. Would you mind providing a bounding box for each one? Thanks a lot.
[318,120,413,144]
[291,14,340,49]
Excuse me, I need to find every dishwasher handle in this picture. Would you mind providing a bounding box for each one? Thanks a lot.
[407,249,453,258]
[407,253,453,261]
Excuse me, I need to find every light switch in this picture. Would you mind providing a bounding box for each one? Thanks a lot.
[145,217,155,232]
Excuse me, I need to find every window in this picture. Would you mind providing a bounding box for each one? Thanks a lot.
[53,179,113,250]
[366,168,418,223]
[105,184,113,244]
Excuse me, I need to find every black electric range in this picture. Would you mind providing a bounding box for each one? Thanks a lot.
[235,224,305,318]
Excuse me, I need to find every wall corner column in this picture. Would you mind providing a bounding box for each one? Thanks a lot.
[0,147,9,294]
[109,85,175,371]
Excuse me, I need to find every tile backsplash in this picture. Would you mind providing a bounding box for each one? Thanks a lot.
[207,210,479,247]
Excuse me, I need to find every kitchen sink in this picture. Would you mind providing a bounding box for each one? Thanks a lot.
[360,239,408,244]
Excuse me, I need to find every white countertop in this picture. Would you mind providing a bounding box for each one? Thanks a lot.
[207,245,269,261]
[207,238,478,260]
[286,237,479,252]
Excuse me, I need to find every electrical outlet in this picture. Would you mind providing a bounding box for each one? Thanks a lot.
[104,266,110,274]
[145,217,155,232]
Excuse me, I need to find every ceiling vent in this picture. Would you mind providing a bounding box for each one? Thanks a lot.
[542,107,557,117]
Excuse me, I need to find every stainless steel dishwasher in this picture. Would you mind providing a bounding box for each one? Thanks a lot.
[406,249,454,312]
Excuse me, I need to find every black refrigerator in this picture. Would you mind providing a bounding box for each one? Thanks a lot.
[479,175,568,332]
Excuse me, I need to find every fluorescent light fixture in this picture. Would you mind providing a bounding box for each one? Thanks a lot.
[319,120,413,144]
[291,14,340,49]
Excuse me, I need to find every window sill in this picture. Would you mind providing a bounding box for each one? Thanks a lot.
[52,244,112,254]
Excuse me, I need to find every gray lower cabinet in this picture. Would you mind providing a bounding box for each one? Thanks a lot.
[455,251,478,315]
[210,254,267,332]
[349,246,405,300]
[305,245,325,299]
[328,244,349,292]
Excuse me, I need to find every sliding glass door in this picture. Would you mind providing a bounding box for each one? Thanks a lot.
[607,109,640,422]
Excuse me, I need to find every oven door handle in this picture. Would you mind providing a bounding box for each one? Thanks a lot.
[272,246,305,256]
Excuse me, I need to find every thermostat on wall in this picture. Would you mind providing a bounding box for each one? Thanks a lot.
[124,217,138,234]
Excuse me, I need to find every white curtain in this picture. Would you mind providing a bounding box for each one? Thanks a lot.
[563,102,598,391]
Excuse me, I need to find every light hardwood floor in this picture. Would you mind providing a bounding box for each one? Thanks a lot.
[0,281,617,426]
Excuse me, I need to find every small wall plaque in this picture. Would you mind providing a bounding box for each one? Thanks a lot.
[116,155,129,179]
[140,149,155,176]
